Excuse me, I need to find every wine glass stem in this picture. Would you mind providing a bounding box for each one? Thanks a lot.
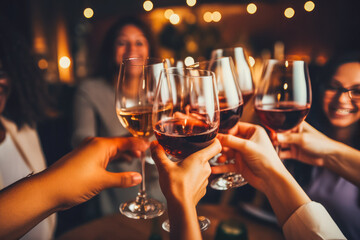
[136,150,147,203]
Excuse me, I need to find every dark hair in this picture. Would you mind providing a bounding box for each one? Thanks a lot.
[0,19,56,128]
[95,16,157,84]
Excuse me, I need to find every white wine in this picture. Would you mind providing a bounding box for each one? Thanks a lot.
[117,106,153,138]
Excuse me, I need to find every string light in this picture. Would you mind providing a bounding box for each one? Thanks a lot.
[284,7,295,18]
[169,14,180,24]
[186,0,196,7]
[59,56,71,69]
[83,8,94,18]
[247,3,257,14]
[203,12,212,22]
[164,9,174,19]
[304,1,315,12]
[212,11,222,22]
[143,1,153,11]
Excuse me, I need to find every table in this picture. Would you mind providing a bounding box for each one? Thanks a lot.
[57,204,284,240]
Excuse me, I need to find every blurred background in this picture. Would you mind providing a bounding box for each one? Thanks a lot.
[1,0,360,85]
[1,0,360,236]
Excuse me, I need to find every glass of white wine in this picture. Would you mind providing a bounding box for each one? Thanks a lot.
[115,57,165,219]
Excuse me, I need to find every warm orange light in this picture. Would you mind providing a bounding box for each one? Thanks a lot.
[59,56,71,69]
[164,9,174,19]
[248,56,255,67]
[247,3,257,14]
[304,1,315,12]
[83,8,94,18]
[284,7,295,18]
[38,59,48,69]
[203,12,212,23]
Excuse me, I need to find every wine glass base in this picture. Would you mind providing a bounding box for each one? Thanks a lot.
[119,198,165,219]
[162,216,211,232]
[210,172,247,190]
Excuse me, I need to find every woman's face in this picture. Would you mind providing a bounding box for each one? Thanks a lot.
[114,24,149,65]
[322,62,360,127]
[0,76,10,115]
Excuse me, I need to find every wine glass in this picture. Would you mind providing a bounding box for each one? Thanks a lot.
[211,46,255,105]
[191,57,247,190]
[153,67,220,232]
[254,59,312,154]
[115,57,165,219]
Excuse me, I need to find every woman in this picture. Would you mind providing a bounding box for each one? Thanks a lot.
[71,16,165,217]
[278,53,360,240]
[0,20,57,239]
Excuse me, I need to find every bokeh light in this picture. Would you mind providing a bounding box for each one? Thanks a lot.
[59,56,71,69]
[203,12,212,22]
[169,14,180,25]
[184,56,195,66]
[143,1,153,11]
[247,3,257,14]
[284,7,295,18]
[186,0,196,7]
[248,56,255,67]
[212,11,222,22]
[304,1,315,12]
[164,9,174,19]
[38,59,48,69]
[83,8,94,18]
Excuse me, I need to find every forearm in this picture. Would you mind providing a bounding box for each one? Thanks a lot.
[263,167,311,226]
[0,172,59,240]
[324,141,360,187]
[167,200,202,240]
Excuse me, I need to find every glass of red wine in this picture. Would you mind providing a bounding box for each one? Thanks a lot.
[254,59,312,154]
[153,67,220,232]
[211,47,255,105]
[191,57,247,190]
[115,57,165,219]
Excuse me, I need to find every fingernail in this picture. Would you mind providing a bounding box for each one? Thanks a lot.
[132,174,142,184]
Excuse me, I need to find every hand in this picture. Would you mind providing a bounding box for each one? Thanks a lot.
[43,137,149,210]
[212,122,286,192]
[150,139,221,206]
[277,122,336,166]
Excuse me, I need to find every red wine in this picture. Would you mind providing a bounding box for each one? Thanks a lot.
[154,118,218,159]
[219,103,243,133]
[242,91,254,105]
[255,102,310,132]
[218,96,243,133]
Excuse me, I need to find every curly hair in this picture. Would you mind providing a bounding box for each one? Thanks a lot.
[94,15,158,84]
[0,18,56,128]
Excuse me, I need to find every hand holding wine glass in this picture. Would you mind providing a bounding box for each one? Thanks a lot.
[254,59,312,154]
[115,57,165,219]
[152,67,220,231]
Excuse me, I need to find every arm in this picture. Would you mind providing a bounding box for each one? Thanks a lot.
[277,121,360,187]
[151,140,221,240]
[0,137,148,240]
[212,122,345,239]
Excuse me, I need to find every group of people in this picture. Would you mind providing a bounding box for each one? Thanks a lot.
[0,13,359,240]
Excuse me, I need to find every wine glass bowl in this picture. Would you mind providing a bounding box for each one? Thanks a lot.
[254,59,312,152]
[191,57,247,190]
[211,47,255,105]
[116,57,166,219]
[153,67,220,231]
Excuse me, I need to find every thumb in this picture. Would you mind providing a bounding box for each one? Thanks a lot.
[105,172,142,188]
[150,141,172,171]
